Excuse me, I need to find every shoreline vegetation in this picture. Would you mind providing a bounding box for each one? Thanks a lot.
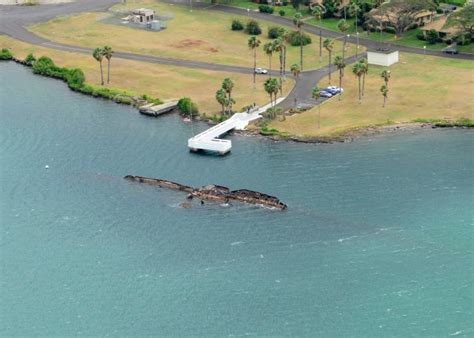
[1,49,162,108]
[1,48,472,144]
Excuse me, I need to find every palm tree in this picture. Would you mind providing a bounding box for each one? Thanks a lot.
[92,47,104,85]
[264,77,279,110]
[215,88,227,115]
[273,38,284,82]
[381,69,391,88]
[337,19,350,59]
[380,84,389,107]
[312,5,326,63]
[248,36,261,88]
[334,55,346,101]
[312,86,321,129]
[263,42,274,77]
[348,2,360,34]
[352,62,364,103]
[102,46,114,84]
[277,27,289,77]
[290,63,300,78]
[293,12,305,71]
[360,58,368,96]
[312,6,322,22]
[323,38,334,85]
[222,78,235,114]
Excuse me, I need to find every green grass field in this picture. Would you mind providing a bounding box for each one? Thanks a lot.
[29,0,359,71]
[269,53,474,137]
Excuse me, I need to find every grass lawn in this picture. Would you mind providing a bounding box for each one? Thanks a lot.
[308,16,474,54]
[0,35,294,114]
[269,52,474,137]
[29,0,358,71]
[222,0,307,18]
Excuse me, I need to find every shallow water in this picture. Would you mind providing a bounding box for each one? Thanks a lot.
[1,62,473,336]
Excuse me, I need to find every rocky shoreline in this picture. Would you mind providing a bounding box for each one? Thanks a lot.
[236,121,473,145]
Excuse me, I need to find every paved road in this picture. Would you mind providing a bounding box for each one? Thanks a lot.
[0,0,260,74]
[1,0,470,110]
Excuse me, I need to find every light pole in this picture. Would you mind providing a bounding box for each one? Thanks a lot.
[319,29,322,63]
[356,32,360,58]
[342,34,349,59]
[247,8,250,16]
[423,45,426,59]
[189,0,192,12]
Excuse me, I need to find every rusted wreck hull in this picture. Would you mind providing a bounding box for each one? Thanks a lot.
[124,175,287,210]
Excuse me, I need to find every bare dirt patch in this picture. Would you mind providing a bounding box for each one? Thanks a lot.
[171,39,219,53]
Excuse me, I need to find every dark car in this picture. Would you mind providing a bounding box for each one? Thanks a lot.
[442,47,458,55]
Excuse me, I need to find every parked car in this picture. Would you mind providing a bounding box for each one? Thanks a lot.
[319,91,333,98]
[255,67,268,74]
[442,47,458,55]
[325,86,344,94]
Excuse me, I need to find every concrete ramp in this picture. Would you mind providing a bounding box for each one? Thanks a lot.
[139,101,178,117]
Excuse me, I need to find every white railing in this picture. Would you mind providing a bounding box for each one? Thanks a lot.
[187,98,285,154]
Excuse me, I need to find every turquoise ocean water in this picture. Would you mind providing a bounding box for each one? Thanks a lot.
[1,62,473,336]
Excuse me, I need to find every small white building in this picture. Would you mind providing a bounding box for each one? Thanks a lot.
[131,8,155,23]
[367,49,399,67]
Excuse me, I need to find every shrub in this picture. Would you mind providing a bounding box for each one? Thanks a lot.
[383,26,396,34]
[288,31,312,46]
[260,127,280,135]
[231,19,244,31]
[279,9,286,16]
[177,97,199,117]
[455,34,471,45]
[78,84,94,95]
[25,53,36,65]
[32,56,66,79]
[259,4,274,13]
[0,48,13,60]
[416,32,426,41]
[426,29,439,44]
[268,26,281,39]
[65,68,85,87]
[282,1,289,5]
[93,87,114,99]
[245,19,262,35]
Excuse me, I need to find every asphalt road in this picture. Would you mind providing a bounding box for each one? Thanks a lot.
[1,0,471,110]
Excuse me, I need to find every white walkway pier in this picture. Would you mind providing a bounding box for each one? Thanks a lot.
[188,98,284,155]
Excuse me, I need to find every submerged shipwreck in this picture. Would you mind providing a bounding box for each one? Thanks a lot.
[124,175,287,210]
